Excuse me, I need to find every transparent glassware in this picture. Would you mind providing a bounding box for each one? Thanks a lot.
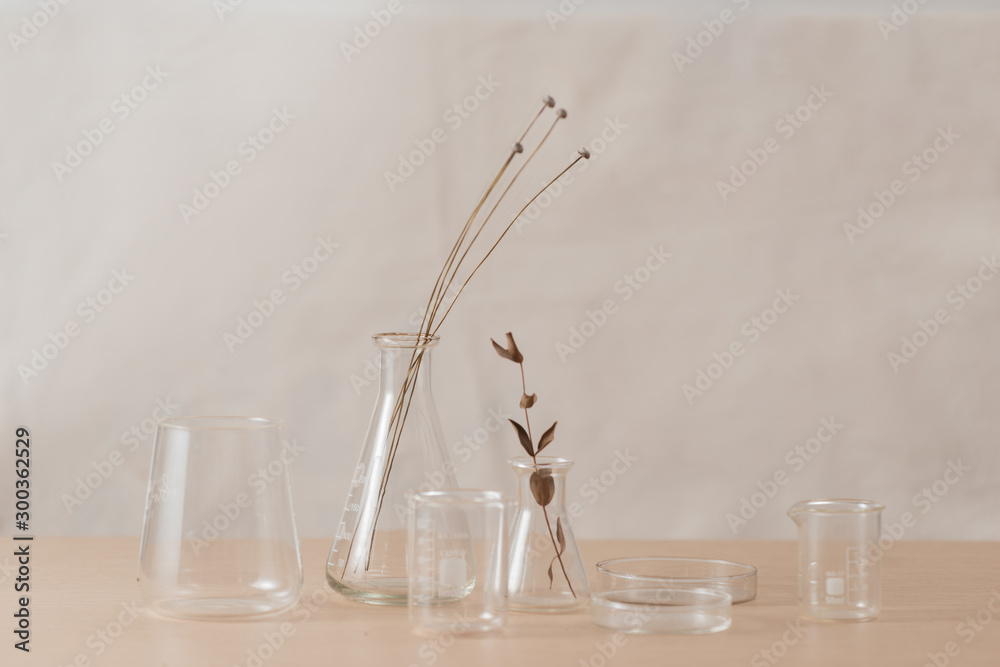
[596,557,757,604]
[408,490,509,635]
[138,416,302,620]
[507,456,590,613]
[788,499,884,622]
[590,588,732,635]
[327,333,458,605]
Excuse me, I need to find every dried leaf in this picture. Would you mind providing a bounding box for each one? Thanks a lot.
[536,422,557,453]
[520,393,538,409]
[508,419,533,457]
[490,332,523,364]
[530,470,555,507]
[556,517,566,555]
[504,332,523,364]
[491,338,516,362]
[547,559,554,588]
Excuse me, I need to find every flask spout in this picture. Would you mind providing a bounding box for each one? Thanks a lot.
[787,500,810,525]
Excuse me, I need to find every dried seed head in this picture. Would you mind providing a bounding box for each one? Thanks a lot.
[512,142,524,153]
[556,108,567,119]
[578,147,591,159]
[543,95,555,107]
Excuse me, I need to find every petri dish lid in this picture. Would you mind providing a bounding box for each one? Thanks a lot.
[595,557,757,604]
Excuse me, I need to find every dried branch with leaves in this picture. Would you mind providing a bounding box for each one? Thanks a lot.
[491,332,575,597]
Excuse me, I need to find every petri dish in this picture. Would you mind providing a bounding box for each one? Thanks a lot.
[591,587,732,634]
[595,557,757,604]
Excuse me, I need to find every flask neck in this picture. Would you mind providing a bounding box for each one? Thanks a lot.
[510,457,573,510]
[378,346,432,392]
[373,333,438,395]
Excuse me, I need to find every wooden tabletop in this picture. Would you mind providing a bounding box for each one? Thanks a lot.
[5,538,999,666]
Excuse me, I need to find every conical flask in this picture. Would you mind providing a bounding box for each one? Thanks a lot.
[507,456,590,612]
[327,333,458,605]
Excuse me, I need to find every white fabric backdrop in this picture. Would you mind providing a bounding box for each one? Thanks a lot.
[2,0,998,541]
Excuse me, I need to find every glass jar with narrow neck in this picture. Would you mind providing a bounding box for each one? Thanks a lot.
[326,333,458,605]
[508,456,590,613]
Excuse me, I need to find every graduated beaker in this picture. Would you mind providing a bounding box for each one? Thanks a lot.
[788,499,884,621]
[407,490,509,635]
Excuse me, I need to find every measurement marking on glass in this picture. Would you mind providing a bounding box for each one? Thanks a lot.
[414,517,436,601]
[846,546,868,597]
[330,464,369,563]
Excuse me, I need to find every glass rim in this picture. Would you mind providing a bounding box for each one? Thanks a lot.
[788,498,885,515]
[407,489,508,507]
[591,587,733,611]
[373,332,440,349]
[157,416,284,431]
[596,557,757,584]
[508,456,574,470]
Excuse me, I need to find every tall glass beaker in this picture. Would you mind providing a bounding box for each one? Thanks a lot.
[788,499,884,622]
[326,333,458,605]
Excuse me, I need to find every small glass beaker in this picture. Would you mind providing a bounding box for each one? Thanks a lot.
[407,490,508,635]
[788,499,884,622]
[138,417,303,620]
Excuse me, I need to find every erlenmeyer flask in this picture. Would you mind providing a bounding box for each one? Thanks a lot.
[326,333,458,605]
[507,456,590,612]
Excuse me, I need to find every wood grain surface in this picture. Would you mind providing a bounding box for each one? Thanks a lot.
[4,538,999,666]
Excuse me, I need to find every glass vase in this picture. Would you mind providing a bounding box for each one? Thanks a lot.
[326,333,458,605]
[507,456,590,612]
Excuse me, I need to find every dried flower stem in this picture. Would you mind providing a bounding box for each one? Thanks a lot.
[420,95,553,335]
[353,97,591,573]
[365,100,561,528]
[430,150,589,335]
[428,112,565,329]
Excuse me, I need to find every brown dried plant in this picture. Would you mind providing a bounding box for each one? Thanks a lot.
[492,332,575,597]
[343,97,591,570]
